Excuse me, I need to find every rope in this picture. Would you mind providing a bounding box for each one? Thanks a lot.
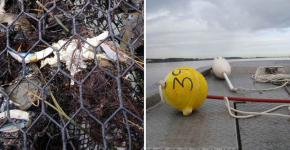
[285,85,290,96]
[158,67,290,119]
[233,81,290,91]
[252,67,290,82]
[233,67,290,91]
[225,67,290,118]
[158,80,165,103]
[224,97,290,118]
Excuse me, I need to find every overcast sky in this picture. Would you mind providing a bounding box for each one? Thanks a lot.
[146,0,290,58]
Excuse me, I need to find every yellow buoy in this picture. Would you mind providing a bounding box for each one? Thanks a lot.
[160,66,208,116]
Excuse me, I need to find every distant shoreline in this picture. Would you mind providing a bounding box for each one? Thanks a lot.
[146,57,289,63]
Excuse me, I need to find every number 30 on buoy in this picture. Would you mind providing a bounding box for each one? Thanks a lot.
[159,66,208,116]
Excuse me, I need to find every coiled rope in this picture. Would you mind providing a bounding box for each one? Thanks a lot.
[232,67,290,91]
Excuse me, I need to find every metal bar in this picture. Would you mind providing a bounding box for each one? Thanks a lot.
[207,95,290,103]
[234,102,243,150]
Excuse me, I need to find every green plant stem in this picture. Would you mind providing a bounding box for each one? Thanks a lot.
[32,64,100,141]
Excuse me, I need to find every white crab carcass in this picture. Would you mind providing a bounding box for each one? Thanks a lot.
[41,31,126,84]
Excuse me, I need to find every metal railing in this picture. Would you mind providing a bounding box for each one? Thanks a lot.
[0,0,143,149]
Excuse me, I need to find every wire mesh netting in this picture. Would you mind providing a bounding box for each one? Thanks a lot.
[0,0,144,149]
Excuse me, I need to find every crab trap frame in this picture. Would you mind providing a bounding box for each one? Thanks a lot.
[0,0,144,149]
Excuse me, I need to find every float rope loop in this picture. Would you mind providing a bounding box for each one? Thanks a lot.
[233,81,290,91]
[158,80,166,103]
[232,67,290,91]
[224,96,290,118]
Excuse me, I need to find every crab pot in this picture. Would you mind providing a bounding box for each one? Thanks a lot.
[0,0,144,149]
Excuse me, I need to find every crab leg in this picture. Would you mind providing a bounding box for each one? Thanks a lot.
[0,110,29,120]
[0,120,30,133]
[100,43,126,62]
[34,47,54,61]
[0,100,22,113]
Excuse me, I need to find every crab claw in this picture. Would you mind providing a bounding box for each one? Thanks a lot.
[8,51,35,63]
[8,47,54,64]
[0,110,31,132]
[0,120,30,133]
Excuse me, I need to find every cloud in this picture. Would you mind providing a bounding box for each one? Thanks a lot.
[146,0,290,58]
[147,9,169,21]
[199,0,290,31]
